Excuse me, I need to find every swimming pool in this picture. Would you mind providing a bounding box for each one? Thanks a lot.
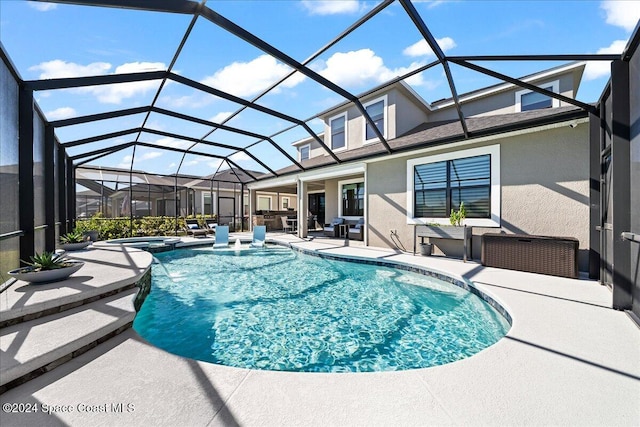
[133,246,510,372]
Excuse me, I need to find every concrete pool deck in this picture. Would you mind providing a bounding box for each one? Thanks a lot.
[1,234,639,426]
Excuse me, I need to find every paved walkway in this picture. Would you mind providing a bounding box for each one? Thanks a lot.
[1,234,639,426]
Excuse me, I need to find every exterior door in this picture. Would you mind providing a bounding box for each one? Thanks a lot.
[308,193,325,228]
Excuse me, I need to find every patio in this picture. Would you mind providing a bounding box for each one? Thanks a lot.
[1,236,638,426]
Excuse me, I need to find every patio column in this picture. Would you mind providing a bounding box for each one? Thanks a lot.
[297,179,308,238]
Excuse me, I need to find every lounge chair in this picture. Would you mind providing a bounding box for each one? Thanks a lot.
[348,218,365,241]
[250,225,266,248]
[204,218,218,234]
[323,217,344,237]
[185,219,209,237]
[212,225,229,248]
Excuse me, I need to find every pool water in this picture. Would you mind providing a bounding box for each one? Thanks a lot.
[133,246,510,372]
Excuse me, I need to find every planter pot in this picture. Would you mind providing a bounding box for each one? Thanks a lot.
[59,241,91,251]
[83,230,99,242]
[8,261,85,284]
[420,243,433,256]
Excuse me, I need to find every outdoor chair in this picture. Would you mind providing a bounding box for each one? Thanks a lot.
[250,225,266,248]
[323,217,344,237]
[185,219,209,237]
[281,216,293,233]
[204,218,218,234]
[212,225,229,248]
[348,218,365,241]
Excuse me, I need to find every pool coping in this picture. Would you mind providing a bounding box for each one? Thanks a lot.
[1,235,639,426]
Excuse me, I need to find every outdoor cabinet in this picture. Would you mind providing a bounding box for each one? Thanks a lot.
[481,233,579,278]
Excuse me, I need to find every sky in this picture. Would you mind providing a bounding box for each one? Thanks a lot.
[1,0,639,179]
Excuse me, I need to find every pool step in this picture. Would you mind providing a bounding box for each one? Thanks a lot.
[0,288,137,393]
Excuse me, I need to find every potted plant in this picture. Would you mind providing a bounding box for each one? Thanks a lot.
[449,202,467,226]
[8,251,84,284]
[59,229,92,251]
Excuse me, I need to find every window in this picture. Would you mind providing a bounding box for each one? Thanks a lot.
[329,113,347,150]
[202,192,215,215]
[299,145,310,161]
[407,145,500,227]
[414,155,490,218]
[515,80,559,112]
[257,196,271,211]
[341,182,364,216]
[364,96,386,142]
[282,197,289,210]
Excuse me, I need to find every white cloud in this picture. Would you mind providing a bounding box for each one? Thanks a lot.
[27,2,57,12]
[86,62,165,104]
[45,107,76,120]
[301,0,361,15]
[138,151,163,161]
[314,48,441,89]
[153,136,192,150]
[202,55,305,98]
[29,60,166,104]
[601,1,640,32]
[210,112,234,123]
[403,37,456,57]
[584,39,627,80]
[228,152,251,163]
[29,59,111,79]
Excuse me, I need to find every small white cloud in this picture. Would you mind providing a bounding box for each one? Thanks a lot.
[153,136,192,150]
[601,1,640,32]
[228,152,251,163]
[27,2,57,12]
[29,60,165,104]
[202,55,305,98]
[403,37,456,57]
[29,59,112,79]
[584,39,627,80]
[87,62,165,104]
[301,0,361,15]
[314,48,441,89]
[46,107,76,120]
[139,151,163,161]
[210,112,233,123]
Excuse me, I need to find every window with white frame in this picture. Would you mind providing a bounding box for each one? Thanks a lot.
[202,192,215,215]
[282,197,290,210]
[515,80,559,112]
[364,96,386,142]
[329,113,347,151]
[299,144,310,161]
[257,196,271,211]
[407,145,501,227]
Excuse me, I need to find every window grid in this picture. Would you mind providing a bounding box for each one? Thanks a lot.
[414,154,491,219]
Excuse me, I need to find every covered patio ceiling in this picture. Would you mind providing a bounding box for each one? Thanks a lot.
[1,0,631,186]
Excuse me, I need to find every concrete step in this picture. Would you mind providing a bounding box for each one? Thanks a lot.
[0,288,138,390]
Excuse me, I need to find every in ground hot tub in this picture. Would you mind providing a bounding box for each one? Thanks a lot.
[96,236,182,253]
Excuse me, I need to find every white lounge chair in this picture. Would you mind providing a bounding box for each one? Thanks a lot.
[250,225,266,248]
[212,225,229,248]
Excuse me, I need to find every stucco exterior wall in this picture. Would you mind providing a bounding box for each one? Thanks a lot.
[366,122,590,270]
[429,73,577,121]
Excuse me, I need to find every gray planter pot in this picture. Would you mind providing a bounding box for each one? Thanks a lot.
[420,243,433,256]
[83,230,99,242]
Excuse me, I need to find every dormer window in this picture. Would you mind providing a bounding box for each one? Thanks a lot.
[364,95,387,143]
[329,113,347,151]
[299,144,310,161]
[515,80,559,112]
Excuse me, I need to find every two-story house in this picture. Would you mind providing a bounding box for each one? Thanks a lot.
[249,62,591,270]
